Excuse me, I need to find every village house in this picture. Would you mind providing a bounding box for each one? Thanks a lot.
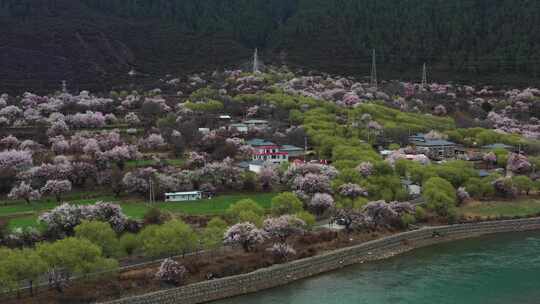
[247,138,289,164]
[409,133,458,160]
[239,139,305,173]
[229,123,249,133]
[243,119,269,129]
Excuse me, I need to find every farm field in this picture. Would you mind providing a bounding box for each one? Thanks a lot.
[1,192,277,230]
[459,198,540,218]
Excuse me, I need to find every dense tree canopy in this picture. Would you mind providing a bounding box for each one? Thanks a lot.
[2,0,540,92]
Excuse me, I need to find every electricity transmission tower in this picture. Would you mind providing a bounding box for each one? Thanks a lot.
[421,63,428,89]
[370,49,377,89]
[253,48,260,74]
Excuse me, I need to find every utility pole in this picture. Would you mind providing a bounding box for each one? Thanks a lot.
[148,178,155,204]
[421,63,428,90]
[370,49,378,89]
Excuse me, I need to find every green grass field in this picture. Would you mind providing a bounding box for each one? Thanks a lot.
[1,192,277,230]
[459,198,540,217]
[125,158,185,168]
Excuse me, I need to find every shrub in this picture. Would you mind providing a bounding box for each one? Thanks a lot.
[143,207,169,225]
[267,243,296,263]
[400,214,416,228]
[414,206,427,221]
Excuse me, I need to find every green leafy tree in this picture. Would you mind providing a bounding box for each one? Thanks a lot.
[227,199,265,222]
[238,210,263,227]
[201,217,228,251]
[119,233,140,256]
[423,177,457,216]
[512,175,534,195]
[75,221,121,258]
[0,248,47,296]
[138,220,198,257]
[271,192,304,216]
[464,177,495,198]
[37,238,118,293]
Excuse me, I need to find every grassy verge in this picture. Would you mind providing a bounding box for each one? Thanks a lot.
[458,198,540,218]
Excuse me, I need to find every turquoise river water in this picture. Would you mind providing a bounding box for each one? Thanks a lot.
[215,231,540,304]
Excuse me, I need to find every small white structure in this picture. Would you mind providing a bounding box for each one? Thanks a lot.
[379,150,394,158]
[165,191,202,202]
[407,185,422,197]
[229,123,248,133]
[198,128,210,134]
[243,119,269,129]
[248,161,264,173]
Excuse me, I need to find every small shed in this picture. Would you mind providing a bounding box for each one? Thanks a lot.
[165,191,202,202]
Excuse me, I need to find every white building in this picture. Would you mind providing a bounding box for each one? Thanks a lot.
[198,128,210,135]
[229,123,249,133]
[165,191,203,202]
[243,119,269,129]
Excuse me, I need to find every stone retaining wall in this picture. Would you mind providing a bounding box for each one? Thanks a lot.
[103,218,540,304]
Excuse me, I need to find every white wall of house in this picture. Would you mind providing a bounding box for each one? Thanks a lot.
[165,192,202,202]
[249,163,263,173]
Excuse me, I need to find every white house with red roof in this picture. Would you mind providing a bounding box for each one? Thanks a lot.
[247,139,289,164]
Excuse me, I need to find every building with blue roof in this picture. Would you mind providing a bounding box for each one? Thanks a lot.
[409,133,458,160]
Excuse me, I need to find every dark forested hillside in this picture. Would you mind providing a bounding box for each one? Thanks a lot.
[2,0,540,92]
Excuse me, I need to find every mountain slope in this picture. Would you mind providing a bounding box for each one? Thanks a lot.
[1,0,540,93]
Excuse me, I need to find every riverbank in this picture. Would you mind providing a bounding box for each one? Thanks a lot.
[215,230,540,304]
[102,217,540,304]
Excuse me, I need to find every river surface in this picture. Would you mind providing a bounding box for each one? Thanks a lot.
[215,231,540,304]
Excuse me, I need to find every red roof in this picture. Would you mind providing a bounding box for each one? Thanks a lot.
[254,152,289,156]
